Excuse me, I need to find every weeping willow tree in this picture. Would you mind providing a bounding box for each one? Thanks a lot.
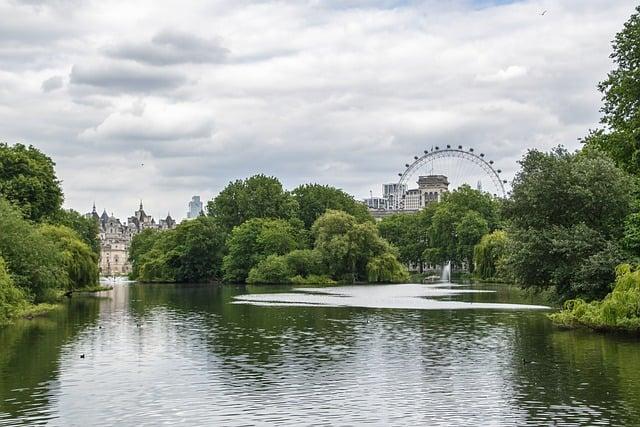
[38,224,99,290]
[473,230,508,280]
[366,253,410,283]
[0,257,27,325]
[550,264,640,332]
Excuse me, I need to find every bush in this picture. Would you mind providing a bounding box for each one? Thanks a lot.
[550,264,640,332]
[290,274,336,285]
[247,255,292,284]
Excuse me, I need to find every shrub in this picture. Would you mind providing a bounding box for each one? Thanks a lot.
[0,257,27,325]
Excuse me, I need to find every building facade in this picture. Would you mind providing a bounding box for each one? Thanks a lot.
[86,202,176,277]
[366,175,449,219]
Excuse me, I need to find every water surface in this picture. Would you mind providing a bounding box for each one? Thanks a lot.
[1,282,639,426]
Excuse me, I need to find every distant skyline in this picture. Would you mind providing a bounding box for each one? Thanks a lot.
[0,0,635,220]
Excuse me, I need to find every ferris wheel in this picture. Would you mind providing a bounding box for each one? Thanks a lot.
[392,145,507,210]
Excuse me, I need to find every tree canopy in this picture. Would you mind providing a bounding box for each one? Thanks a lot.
[0,143,64,222]
[207,174,298,231]
[503,148,636,301]
[583,6,640,174]
[292,183,372,228]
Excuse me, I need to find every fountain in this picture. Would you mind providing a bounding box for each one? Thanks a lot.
[440,261,451,282]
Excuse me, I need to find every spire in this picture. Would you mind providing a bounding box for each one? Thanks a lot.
[92,201,96,213]
[139,199,143,211]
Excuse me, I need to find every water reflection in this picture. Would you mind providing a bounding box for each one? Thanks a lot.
[0,282,639,426]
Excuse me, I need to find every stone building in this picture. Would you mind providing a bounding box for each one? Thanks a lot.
[86,201,176,277]
[367,175,449,219]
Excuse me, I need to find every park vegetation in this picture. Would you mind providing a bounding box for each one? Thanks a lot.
[0,143,101,325]
[130,176,409,285]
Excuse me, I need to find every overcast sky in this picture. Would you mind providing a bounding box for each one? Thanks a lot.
[0,0,635,221]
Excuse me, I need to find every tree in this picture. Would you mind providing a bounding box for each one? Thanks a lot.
[207,175,298,231]
[292,183,372,228]
[38,224,99,290]
[222,218,303,283]
[0,257,27,325]
[583,6,640,174]
[247,255,292,284]
[378,212,430,271]
[366,253,410,283]
[423,186,499,268]
[0,143,63,222]
[0,198,67,301]
[49,209,100,257]
[473,230,508,280]
[165,216,227,282]
[504,148,636,301]
[311,210,407,282]
[129,228,162,280]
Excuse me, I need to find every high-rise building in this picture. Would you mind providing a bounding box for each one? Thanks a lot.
[187,195,204,219]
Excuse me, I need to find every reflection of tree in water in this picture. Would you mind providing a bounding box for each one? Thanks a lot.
[509,315,640,425]
[0,298,100,421]
[123,284,363,380]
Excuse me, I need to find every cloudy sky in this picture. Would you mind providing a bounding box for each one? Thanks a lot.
[0,0,635,221]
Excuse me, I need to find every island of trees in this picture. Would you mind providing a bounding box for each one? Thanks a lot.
[1,6,640,333]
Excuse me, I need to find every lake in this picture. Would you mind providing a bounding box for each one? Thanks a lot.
[1,282,639,426]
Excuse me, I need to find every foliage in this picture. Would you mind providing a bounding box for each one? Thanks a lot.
[503,148,635,301]
[0,143,63,222]
[130,217,227,283]
[0,257,27,325]
[222,218,304,283]
[473,230,508,280]
[39,224,99,290]
[292,183,372,228]
[378,212,430,270]
[550,264,640,332]
[424,185,500,268]
[207,174,298,232]
[284,249,324,277]
[582,6,640,174]
[247,255,292,284]
[311,210,407,283]
[366,253,410,283]
[0,198,67,301]
[49,209,100,257]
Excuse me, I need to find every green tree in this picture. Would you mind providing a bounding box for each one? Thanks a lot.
[473,230,508,280]
[247,255,292,284]
[311,210,407,282]
[49,209,100,257]
[366,253,410,283]
[378,212,430,271]
[292,183,372,228]
[0,143,63,222]
[39,224,99,290]
[0,257,27,325]
[504,148,635,301]
[583,6,640,174]
[284,249,324,277]
[455,211,489,272]
[222,218,303,283]
[165,217,227,282]
[0,198,67,301]
[207,175,298,231]
[129,228,162,280]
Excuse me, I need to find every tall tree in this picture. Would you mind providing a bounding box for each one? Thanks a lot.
[207,175,298,231]
[583,6,640,174]
[0,143,63,222]
[292,183,372,228]
[503,148,635,301]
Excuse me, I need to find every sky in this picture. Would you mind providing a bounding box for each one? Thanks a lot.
[0,0,636,221]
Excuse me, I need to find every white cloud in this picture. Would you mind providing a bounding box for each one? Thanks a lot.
[0,0,636,220]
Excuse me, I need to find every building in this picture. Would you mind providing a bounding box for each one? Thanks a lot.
[86,201,176,277]
[366,175,449,219]
[187,195,204,219]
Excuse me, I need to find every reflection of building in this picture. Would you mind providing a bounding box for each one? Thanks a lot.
[366,175,449,219]
[187,195,204,219]
[85,201,176,276]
